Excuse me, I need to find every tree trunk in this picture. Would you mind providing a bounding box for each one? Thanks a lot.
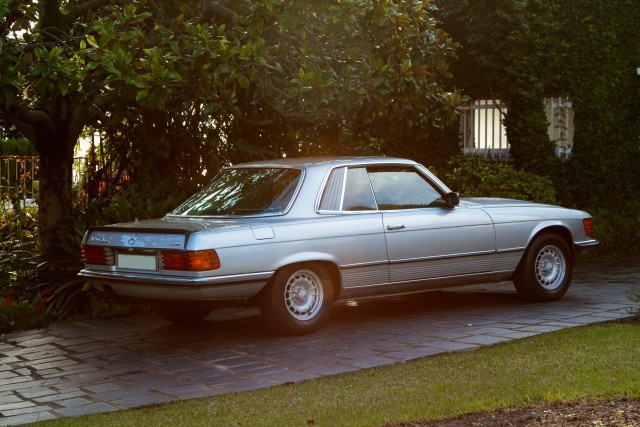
[38,139,74,255]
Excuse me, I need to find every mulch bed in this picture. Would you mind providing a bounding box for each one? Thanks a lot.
[390,398,640,427]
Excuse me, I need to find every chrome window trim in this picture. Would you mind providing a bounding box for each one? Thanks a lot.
[338,167,348,211]
[167,167,306,218]
[316,162,451,215]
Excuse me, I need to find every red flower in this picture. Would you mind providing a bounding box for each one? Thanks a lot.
[40,296,48,303]
[7,289,16,297]
[1,298,10,307]
[42,288,51,296]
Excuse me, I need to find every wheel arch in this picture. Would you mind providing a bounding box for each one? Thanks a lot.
[267,255,343,301]
[526,222,574,253]
[514,223,574,275]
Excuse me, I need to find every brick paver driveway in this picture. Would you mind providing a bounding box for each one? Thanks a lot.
[1,255,639,425]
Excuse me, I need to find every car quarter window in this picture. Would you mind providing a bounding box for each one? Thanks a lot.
[342,167,377,211]
[366,166,446,210]
[318,167,378,212]
[318,167,346,211]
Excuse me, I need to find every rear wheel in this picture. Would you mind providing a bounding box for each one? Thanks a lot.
[260,264,333,335]
[157,302,213,325]
[513,233,574,302]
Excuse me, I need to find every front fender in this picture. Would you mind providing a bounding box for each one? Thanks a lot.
[525,220,573,248]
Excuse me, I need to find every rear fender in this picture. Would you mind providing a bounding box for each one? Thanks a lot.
[272,252,343,296]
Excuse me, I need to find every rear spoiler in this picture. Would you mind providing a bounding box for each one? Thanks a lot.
[86,226,197,248]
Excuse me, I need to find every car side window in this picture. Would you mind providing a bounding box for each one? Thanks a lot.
[342,167,377,211]
[366,166,446,210]
[319,167,378,212]
[318,167,346,211]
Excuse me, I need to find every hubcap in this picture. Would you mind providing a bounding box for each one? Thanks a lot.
[535,245,566,290]
[284,269,324,321]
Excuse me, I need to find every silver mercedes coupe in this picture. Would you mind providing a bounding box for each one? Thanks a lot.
[79,157,598,334]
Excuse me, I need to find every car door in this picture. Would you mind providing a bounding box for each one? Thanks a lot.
[317,166,389,290]
[366,166,496,284]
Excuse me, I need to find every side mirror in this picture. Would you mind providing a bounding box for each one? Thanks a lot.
[443,192,460,208]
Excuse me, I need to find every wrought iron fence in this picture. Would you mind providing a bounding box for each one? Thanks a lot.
[459,97,574,160]
[0,156,39,207]
[0,156,87,208]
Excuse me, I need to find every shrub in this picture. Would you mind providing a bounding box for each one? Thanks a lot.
[0,196,47,333]
[35,185,186,319]
[0,288,48,334]
[587,203,640,252]
[441,155,557,204]
[0,137,37,156]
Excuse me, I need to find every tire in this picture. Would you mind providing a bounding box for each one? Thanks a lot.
[513,232,574,302]
[259,264,334,335]
[157,302,213,325]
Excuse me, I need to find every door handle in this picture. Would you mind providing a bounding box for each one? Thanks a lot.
[386,224,406,231]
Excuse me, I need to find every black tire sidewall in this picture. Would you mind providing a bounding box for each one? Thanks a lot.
[260,264,333,335]
[516,233,574,302]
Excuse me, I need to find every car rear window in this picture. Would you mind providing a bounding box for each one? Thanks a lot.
[171,168,302,216]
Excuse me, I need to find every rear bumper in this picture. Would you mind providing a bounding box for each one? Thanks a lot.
[78,269,273,301]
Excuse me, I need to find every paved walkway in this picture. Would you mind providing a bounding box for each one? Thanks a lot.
[1,256,639,425]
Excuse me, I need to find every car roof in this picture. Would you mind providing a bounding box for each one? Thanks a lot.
[230,156,416,169]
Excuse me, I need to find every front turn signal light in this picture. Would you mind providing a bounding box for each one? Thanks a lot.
[583,218,594,238]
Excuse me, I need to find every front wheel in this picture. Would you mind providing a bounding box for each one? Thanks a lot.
[259,265,334,335]
[513,233,574,302]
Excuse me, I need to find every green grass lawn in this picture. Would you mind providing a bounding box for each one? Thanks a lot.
[44,323,640,426]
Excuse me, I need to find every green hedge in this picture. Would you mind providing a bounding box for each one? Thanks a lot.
[0,137,37,156]
[441,155,556,204]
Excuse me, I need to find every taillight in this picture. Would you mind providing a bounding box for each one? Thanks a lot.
[583,218,594,238]
[81,245,114,265]
[161,250,220,271]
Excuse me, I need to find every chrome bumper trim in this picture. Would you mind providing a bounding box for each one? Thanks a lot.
[78,269,274,286]
[574,239,600,248]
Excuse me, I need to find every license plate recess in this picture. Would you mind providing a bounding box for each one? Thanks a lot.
[117,253,157,270]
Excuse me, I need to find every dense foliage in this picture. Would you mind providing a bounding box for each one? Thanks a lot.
[0,137,37,156]
[436,0,640,251]
[0,0,461,253]
[557,0,640,209]
[442,155,556,204]
[437,0,562,175]
[0,201,48,333]
[437,0,640,208]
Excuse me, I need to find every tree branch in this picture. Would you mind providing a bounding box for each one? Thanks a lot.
[236,116,275,126]
[259,94,321,123]
[2,115,40,149]
[67,92,118,145]
[199,0,238,26]
[64,0,111,25]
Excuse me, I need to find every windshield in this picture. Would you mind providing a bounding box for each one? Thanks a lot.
[171,168,302,216]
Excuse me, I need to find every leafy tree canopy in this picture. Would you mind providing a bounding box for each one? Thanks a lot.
[0,0,461,252]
